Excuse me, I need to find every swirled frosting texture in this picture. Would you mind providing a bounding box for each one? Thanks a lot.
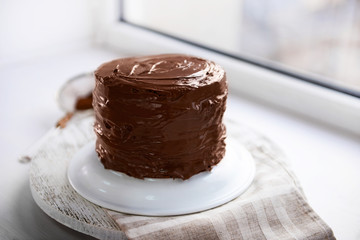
[93,54,227,179]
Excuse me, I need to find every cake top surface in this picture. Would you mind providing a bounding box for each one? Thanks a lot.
[95,54,224,87]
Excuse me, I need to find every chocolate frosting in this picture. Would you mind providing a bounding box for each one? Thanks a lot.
[93,54,227,179]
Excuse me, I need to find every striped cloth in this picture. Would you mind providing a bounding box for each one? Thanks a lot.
[26,112,335,239]
[106,119,335,240]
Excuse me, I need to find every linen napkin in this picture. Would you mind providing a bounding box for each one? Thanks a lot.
[26,112,335,240]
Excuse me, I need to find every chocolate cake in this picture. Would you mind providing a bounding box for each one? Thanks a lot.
[93,54,228,179]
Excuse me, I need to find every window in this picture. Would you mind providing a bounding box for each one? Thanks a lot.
[121,0,360,97]
[93,0,360,134]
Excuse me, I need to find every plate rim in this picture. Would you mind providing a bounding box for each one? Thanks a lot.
[68,137,255,216]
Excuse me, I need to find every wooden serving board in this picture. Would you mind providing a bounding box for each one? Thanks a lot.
[28,111,308,240]
[29,112,127,240]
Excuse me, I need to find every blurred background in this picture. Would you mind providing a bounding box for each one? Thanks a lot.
[123,0,360,93]
[1,0,359,93]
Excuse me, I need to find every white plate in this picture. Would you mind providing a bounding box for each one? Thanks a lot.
[68,137,255,216]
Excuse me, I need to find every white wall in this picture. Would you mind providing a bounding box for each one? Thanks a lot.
[0,0,94,65]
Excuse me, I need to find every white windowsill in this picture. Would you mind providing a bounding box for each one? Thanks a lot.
[1,46,359,239]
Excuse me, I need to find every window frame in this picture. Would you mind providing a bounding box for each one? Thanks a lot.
[92,0,360,135]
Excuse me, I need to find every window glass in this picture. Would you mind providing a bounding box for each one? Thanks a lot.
[122,0,360,94]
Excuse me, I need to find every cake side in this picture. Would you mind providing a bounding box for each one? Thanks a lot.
[93,54,227,179]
